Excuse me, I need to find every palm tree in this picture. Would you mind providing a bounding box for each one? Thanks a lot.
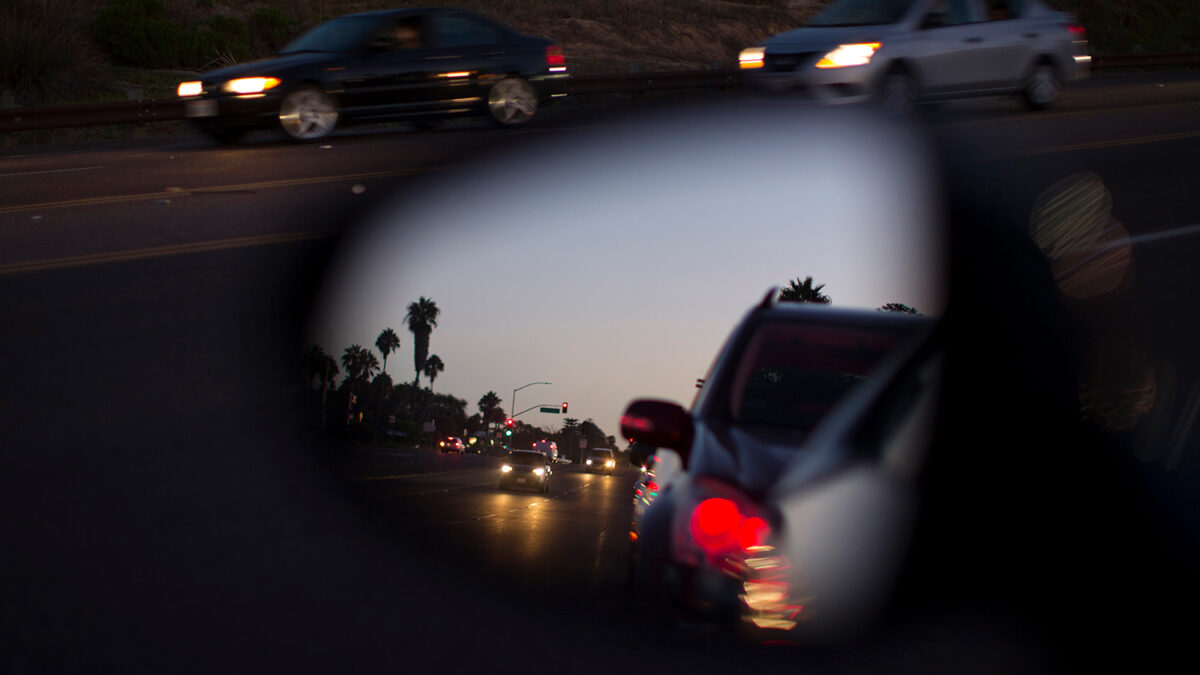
[405,296,440,387]
[423,354,444,391]
[341,345,380,400]
[375,327,400,376]
[478,391,503,429]
[879,302,919,314]
[778,276,831,304]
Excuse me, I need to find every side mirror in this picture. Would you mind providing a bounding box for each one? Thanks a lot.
[620,399,694,465]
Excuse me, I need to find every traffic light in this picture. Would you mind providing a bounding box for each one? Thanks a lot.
[504,418,514,437]
[561,401,568,414]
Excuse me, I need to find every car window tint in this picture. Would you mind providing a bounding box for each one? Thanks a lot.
[728,322,909,430]
[925,0,982,25]
[510,453,540,465]
[379,17,425,50]
[809,0,919,27]
[986,0,1023,20]
[280,16,379,53]
[431,14,504,48]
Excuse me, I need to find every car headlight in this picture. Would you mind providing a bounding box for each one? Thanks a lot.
[177,81,203,97]
[501,465,512,473]
[816,43,881,69]
[586,459,593,465]
[225,77,282,94]
[606,460,615,468]
[533,468,545,476]
[739,47,766,70]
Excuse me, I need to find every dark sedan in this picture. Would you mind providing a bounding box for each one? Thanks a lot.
[176,8,569,143]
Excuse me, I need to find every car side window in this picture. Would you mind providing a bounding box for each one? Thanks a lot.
[430,14,504,48]
[378,17,425,50]
[923,0,983,27]
[986,0,1022,20]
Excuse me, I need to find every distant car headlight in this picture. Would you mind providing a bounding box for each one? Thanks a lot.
[177,81,203,97]
[225,77,282,94]
[605,460,615,468]
[501,465,512,473]
[815,43,881,69]
[739,47,766,70]
[586,459,593,465]
[533,468,545,476]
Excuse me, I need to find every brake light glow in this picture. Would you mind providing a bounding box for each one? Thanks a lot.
[546,45,566,72]
[1066,23,1086,36]
[689,497,771,555]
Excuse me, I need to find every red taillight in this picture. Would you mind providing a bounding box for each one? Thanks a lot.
[1066,23,1086,36]
[689,498,769,555]
[647,481,659,493]
[546,45,566,67]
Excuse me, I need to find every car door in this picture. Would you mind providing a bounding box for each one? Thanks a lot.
[911,0,996,94]
[419,12,511,110]
[333,15,433,117]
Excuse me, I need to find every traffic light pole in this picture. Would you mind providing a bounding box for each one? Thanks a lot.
[511,381,551,423]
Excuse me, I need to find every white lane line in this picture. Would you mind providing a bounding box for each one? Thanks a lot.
[0,166,104,178]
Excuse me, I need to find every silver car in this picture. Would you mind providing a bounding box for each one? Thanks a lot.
[739,0,1090,111]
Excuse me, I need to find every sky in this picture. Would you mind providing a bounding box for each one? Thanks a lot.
[307,102,945,440]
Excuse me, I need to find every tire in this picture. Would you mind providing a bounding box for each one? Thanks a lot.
[1023,63,1062,111]
[877,68,917,116]
[278,86,339,141]
[487,77,538,126]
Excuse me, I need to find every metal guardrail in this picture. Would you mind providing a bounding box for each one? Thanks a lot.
[1,53,1196,134]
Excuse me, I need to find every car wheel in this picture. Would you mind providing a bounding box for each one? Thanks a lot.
[877,68,917,116]
[1023,63,1062,111]
[487,77,538,126]
[278,86,339,141]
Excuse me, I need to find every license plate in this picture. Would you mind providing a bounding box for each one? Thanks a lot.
[516,478,526,484]
[186,100,218,118]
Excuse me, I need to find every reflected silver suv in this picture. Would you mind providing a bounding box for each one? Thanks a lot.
[739,0,1089,111]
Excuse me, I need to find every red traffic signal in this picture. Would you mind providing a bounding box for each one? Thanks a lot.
[505,418,514,427]
[561,402,568,413]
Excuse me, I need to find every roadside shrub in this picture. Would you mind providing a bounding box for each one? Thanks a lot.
[91,0,254,69]
[250,6,299,55]
[0,0,107,105]
[202,14,251,63]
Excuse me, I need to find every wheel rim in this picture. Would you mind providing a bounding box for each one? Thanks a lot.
[880,74,915,115]
[488,78,537,125]
[279,89,338,140]
[1027,66,1061,106]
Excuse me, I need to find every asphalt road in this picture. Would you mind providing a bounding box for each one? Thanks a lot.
[3,73,1200,672]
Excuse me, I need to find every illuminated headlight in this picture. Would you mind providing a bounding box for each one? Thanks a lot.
[586,459,593,465]
[739,47,765,70]
[501,465,512,473]
[225,77,282,94]
[605,460,615,468]
[816,43,881,69]
[533,468,545,476]
[439,441,445,447]
[177,81,203,97]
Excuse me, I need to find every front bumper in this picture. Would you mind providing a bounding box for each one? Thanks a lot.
[182,90,287,132]
[742,58,884,105]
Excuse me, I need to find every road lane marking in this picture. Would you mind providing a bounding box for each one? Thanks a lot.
[0,229,340,275]
[0,165,104,178]
[990,129,1200,159]
[0,167,434,215]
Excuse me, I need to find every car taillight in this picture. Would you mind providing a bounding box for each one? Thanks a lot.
[688,497,772,555]
[1066,23,1086,37]
[545,45,566,67]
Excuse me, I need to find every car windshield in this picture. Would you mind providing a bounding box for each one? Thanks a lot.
[509,452,542,466]
[589,451,612,459]
[808,0,920,26]
[280,15,381,53]
[726,320,914,430]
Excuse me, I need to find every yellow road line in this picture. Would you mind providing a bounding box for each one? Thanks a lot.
[991,129,1200,159]
[0,229,339,275]
[0,167,429,215]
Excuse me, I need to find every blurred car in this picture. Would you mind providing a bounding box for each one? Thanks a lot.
[738,0,1089,112]
[438,436,466,454]
[498,450,553,492]
[622,291,941,641]
[584,449,616,475]
[176,7,569,143]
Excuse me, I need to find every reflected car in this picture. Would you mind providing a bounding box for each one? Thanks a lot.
[738,0,1089,112]
[438,436,466,454]
[623,291,941,641]
[499,450,553,492]
[585,449,616,475]
[176,7,569,143]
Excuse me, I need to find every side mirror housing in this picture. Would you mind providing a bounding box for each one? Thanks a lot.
[620,399,694,465]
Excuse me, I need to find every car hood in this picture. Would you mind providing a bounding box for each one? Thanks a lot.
[688,423,817,499]
[763,25,900,52]
[201,52,336,82]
